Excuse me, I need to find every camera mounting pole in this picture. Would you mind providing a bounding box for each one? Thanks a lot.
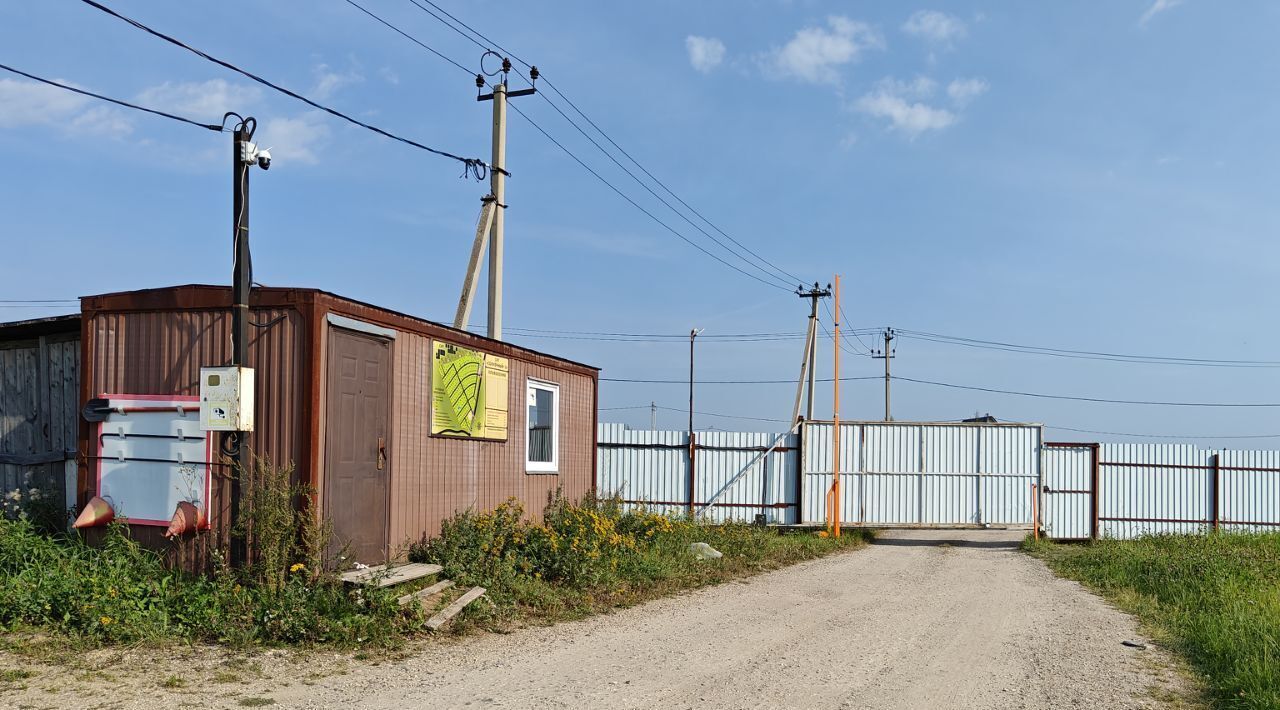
[228,115,259,567]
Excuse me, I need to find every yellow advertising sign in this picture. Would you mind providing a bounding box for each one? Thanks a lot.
[431,340,509,440]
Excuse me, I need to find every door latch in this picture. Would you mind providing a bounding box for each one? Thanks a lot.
[377,436,386,471]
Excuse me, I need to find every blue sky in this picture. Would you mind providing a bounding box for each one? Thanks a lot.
[2,1,1278,445]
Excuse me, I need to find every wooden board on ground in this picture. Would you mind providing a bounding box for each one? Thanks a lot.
[426,587,486,631]
[398,579,455,607]
[341,563,442,588]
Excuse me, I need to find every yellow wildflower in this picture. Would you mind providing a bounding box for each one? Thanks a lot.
[290,563,306,573]
[99,616,113,626]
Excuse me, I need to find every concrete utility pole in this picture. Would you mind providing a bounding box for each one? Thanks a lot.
[650,401,657,431]
[791,283,831,424]
[872,328,896,421]
[462,57,536,341]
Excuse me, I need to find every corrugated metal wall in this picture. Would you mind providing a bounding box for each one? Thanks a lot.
[1041,444,1093,540]
[386,330,596,550]
[0,335,79,513]
[85,307,305,553]
[597,425,800,524]
[801,423,1042,527]
[599,421,1040,528]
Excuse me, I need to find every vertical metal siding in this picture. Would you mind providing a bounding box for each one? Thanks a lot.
[1098,444,1212,538]
[1216,450,1280,532]
[387,330,596,549]
[84,307,304,564]
[1041,445,1092,539]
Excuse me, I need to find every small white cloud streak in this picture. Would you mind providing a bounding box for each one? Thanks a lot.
[853,76,963,137]
[1139,0,1183,27]
[137,79,262,120]
[763,16,884,84]
[312,64,363,99]
[901,10,967,44]
[685,35,726,74]
[257,113,330,165]
[946,77,988,105]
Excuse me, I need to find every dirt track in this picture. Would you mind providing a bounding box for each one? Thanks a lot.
[3,530,1198,709]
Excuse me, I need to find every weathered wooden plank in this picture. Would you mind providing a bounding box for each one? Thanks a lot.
[38,335,51,454]
[0,451,70,466]
[425,587,486,631]
[340,562,443,587]
[397,579,454,607]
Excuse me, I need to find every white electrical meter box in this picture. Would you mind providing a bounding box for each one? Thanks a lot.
[199,366,255,432]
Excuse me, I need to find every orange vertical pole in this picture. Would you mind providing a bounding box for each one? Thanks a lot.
[831,274,842,537]
[1032,483,1039,542]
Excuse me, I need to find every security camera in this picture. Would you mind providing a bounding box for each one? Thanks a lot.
[238,141,272,170]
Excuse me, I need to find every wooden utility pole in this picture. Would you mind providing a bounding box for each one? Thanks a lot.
[872,328,895,421]
[791,283,830,424]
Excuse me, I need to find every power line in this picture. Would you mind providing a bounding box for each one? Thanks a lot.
[602,375,882,384]
[599,403,790,424]
[0,62,224,132]
[895,328,1280,368]
[1044,424,1280,440]
[506,101,792,291]
[893,375,1280,408]
[391,0,800,291]
[344,0,472,76]
[77,0,491,178]
[404,0,806,287]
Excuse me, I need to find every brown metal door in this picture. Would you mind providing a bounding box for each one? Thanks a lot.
[324,327,391,564]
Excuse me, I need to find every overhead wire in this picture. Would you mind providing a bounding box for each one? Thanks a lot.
[392,0,800,291]
[0,62,225,132]
[895,328,1280,368]
[77,0,492,178]
[892,375,1280,408]
[403,0,806,288]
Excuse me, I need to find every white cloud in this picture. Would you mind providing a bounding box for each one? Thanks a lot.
[378,67,400,85]
[68,106,133,136]
[312,63,363,99]
[256,113,330,165]
[901,10,967,44]
[0,77,91,128]
[763,16,884,84]
[0,78,134,136]
[946,77,988,105]
[137,79,262,121]
[685,36,726,74]
[1139,0,1183,27]
[854,77,955,137]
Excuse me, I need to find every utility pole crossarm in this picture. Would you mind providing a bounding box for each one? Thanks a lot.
[791,283,831,424]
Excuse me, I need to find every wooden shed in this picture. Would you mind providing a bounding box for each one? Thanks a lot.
[74,285,598,564]
[0,314,80,519]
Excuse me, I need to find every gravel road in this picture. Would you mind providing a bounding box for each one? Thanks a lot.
[276,529,1193,709]
[2,529,1197,709]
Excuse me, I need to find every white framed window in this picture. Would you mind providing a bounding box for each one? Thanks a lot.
[525,378,559,473]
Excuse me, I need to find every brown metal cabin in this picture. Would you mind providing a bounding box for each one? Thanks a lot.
[73,285,598,565]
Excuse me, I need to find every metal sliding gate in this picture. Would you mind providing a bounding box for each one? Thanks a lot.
[798,422,1042,528]
[598,421,1043,529]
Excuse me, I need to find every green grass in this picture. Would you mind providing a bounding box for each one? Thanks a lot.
[409,494,873,630]
[1026,533,1280,710]
[1,491,869,654]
